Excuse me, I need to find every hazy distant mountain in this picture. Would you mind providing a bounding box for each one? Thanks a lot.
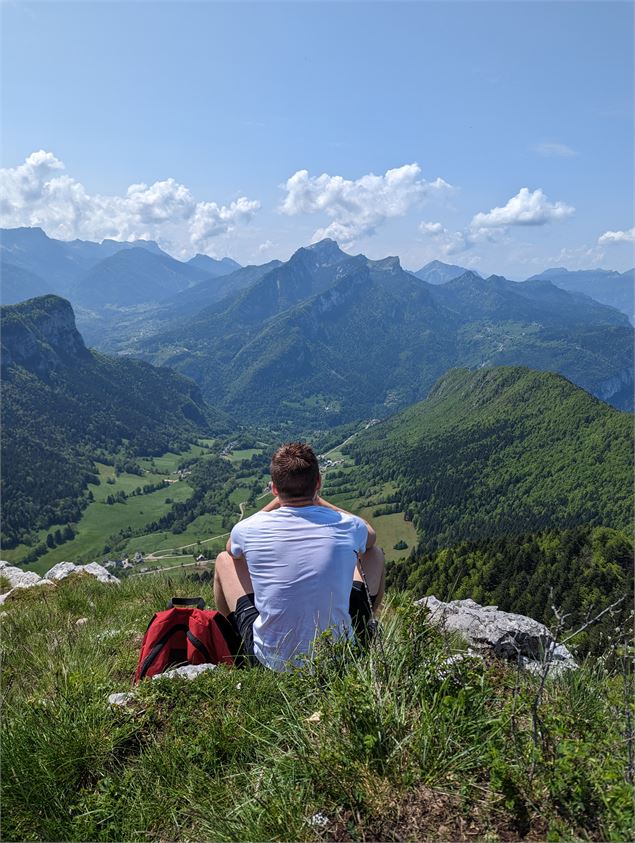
[0,227,201,303]
[0,227,86,293]
[138,247,633,426]
[412,259,480,284]
[525,267,634,322]
[70,247,209,308]
[0,261,50,304]
[161,259,284,320]
[429,271,625,326]
[187,254,241,276]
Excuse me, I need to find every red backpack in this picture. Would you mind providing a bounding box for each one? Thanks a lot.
[135,597,238,682]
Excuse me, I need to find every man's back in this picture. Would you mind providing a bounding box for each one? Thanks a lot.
[229,504,367,670]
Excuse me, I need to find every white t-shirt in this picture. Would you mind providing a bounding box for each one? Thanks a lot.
[229,505,368,671]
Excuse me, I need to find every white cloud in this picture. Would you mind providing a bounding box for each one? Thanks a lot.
[258,239,275,253]
[533,142,577,158]
[471,187,575,229]
[419,187,574,258]
[419,221,445,235]
[547,245,605,269]
[280,163,452,244]
[598,227,635,245]
[0,150,260,258]
[419,221,476,256]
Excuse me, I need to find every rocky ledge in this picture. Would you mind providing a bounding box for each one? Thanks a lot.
[0,560,119,605]
[418,596,577,675]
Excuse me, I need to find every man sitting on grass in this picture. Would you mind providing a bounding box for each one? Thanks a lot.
[214,442,385,671]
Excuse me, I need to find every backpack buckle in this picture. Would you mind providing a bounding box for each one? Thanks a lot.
[167,597,205,610]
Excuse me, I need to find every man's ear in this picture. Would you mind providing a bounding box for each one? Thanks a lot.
[316,475,322,493]
[271,482,279,497]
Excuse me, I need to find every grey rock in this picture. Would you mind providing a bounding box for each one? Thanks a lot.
[0,562,42,587]
[108,691,136,707]
[418,595,577,672]
[152,663,217,681]
[520,656,577,678]
[0,578,55,605]
[45,561,120,584]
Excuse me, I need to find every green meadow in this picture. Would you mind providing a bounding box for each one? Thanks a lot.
[5,435,418,578]
[5,442,218,574]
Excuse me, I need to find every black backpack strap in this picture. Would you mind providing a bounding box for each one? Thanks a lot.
[167,596,205,610]
[213,612,242,656]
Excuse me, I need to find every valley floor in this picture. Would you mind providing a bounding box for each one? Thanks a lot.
[6,433,418,576]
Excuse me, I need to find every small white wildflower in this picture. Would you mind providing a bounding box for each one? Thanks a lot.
[308,812,329,828]
[306,711,322,723]
[236,682,242,690]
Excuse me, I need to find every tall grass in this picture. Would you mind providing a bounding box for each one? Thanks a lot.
[1,576,633,841]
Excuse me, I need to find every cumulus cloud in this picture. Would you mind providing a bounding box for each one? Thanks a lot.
[0,150,260,257]
[280,163,452,244]
[471,187,574,229]
[419,221,476,256]
[598,227,635,245]
[532,142,577,158]
[419,187,575,257]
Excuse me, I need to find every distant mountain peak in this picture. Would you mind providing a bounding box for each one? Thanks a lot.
[412,260,480,285]
[304,237,341,252]
[0,225,51,242]
[1,294,89,374]
[187,253,241,277]
[299,239,350,267]
[370,255,402,272]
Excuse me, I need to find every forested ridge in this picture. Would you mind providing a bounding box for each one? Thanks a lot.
[386,525,633,655]
[1,296,229,547]
[346,366,633,550]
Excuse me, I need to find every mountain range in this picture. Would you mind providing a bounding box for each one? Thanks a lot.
[526,267,634,323]
[0,294,229,548]
[411,259,482,284]
[1,228,633,427]
[135,239,634,424]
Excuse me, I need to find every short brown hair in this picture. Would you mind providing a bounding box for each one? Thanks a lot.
[270,442,320,499]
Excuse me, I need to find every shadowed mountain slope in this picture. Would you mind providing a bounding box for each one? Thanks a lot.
[1,295,229,546]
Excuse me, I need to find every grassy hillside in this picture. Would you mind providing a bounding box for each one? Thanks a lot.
[1,575,633,842]
[345,367,633,550]
[1,296,229,550]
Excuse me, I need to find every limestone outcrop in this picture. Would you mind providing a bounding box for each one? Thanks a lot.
[0,562,55,605]
[45,562,120,584]
[418,596,577,675]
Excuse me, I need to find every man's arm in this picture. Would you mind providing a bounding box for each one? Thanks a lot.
[315,496,377,548]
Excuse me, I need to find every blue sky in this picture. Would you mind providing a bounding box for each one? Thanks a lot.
[1,0,633,277]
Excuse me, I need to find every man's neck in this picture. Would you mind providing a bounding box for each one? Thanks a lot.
[278,496,317,508]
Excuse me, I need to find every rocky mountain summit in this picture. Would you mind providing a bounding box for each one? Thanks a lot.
[0,295,89,374]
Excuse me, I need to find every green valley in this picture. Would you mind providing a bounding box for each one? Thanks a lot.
[0,296,229,552]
